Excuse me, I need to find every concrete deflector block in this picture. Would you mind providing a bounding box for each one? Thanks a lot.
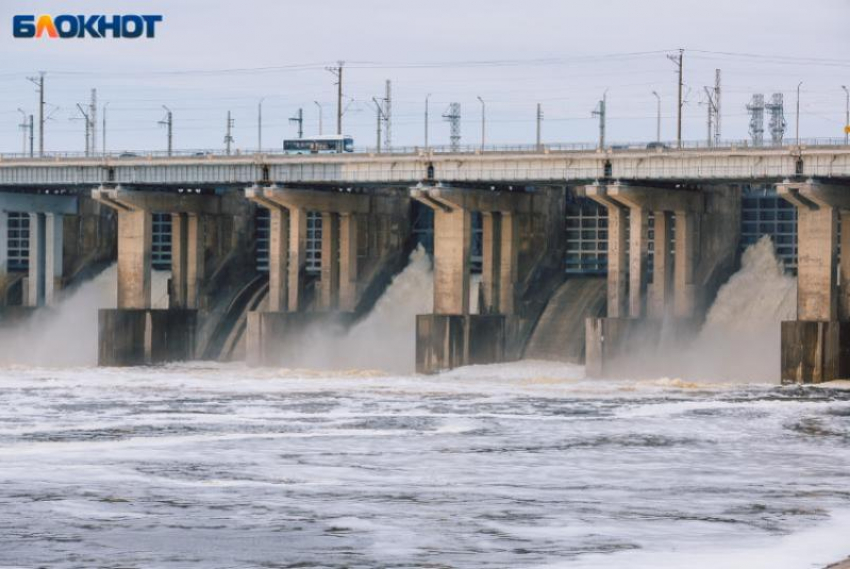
[98,308,198,366]
[781,320,850,384]
[415,314,506,374]
[245,311,354,367]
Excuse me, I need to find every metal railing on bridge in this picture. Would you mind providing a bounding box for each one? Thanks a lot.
[1,138,848,161]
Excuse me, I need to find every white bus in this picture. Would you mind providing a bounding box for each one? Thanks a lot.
[283,135,354,154]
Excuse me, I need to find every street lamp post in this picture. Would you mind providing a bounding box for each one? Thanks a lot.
[424,94,431,150]
[477,96,485,150]
[842,85,849,145]
[652,91,661,143]
[314,101,323,135]
[258,98,265,153]
[17,108,26,154]
[796,81,803,146]
[161,105,173,156]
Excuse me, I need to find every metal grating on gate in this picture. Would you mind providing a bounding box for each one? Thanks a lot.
[741,187,797,272]
[565,198,608,275]
[7,212,29,271]
[255,208,270,272]
[305,212,322,274]
[151,213,172,270]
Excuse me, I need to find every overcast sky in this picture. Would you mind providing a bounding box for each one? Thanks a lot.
[1,0,849,153]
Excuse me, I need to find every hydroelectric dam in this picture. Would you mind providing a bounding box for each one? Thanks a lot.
[1,141,849,382]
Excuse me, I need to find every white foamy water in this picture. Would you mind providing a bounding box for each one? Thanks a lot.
[272,246,434,373]
[620,236,797,383]
[0,266,171,366]
[671,235,797,382]
[0,361,849,568]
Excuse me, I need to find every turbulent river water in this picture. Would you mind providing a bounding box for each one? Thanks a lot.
[1,364,850,568]
[1,240,850,568]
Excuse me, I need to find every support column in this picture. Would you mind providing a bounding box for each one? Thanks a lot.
[607,205,628,318]
[650,211,673,319]
[168,213,204,310]
[319,212,340,310]
[499,211,519,316]
[185,213,204,309]
[44,213,63,306]
[27,213,45,307]
[840,212,850,321]
[117,210,152,309]
[339,212,358,312]
[629,207,649,318]
[797,205,838,321]
[0,211,7,278]
[674,210,697,318]
[288,207,308,312]
[433,206,472,315]
[481,212,501,314]
[268,206,290,312]
[171,213,188,309]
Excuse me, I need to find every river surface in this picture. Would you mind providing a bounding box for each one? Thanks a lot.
[2,361,850,569]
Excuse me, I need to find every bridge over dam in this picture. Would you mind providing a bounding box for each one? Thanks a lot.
[1,142,850,382]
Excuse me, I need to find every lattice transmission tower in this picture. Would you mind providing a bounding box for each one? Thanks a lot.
[747,94,765,147]
[765,93,786,146]
[443,103,461,151]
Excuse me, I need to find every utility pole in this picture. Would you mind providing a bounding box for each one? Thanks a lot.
[158,105,173,156]
[842,85,849,145]
[102,102,109,155]
[225,111,234,155]
[326,61,345,135]
[89,89,97,155]
[384,80,392,151]
[257,98,264,153]
[477,96,486,150]
[536,103,543,151]
[372,97,385,153]
[424,94,431,149]
[17,109,27,154]
[75,104,91,156]
[796,81,803,146]
[652,91,661,142]
[704,87,714,146]
[703,85,719,147]
[314,101,324,135]
[714,69,722,146]
[667,49,684,148]
[27,73,45,156]
[28,115,34,157]
[289,108,304,139]
[592,91,607,150]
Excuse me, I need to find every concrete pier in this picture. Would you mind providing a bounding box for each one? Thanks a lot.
[412,184,564,373]
[583,182,741,378]
[92,187,221,365]
[244,185,410,366]
[778,182,850,383]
